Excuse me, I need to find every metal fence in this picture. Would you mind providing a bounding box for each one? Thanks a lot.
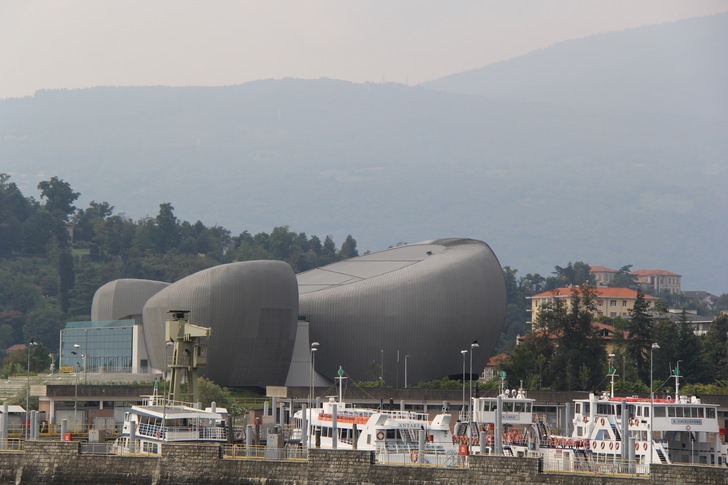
[222,444,308,461]
[541,454,647,477]
[375,450,465,468]
[0,439,24,452]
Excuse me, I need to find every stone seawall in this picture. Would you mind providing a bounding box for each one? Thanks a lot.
[0,441,725,484]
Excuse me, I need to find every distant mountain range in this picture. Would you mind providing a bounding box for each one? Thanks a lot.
[1,14,726,294]
[421,13,728,121]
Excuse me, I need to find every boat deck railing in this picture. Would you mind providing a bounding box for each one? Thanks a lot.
[136,422,227,441]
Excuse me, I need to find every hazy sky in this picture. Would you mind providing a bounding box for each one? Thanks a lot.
[2,0,727,100]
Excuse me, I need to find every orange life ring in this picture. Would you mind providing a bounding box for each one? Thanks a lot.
[600,418,605,426]
[643,442,648,450]
[410,451,418,463]
[601,442,605,449]
[376,431,384,440]
[615,442,620,450]
[635,443,639,451]
[609,442,613,450]
[583,416,588,423]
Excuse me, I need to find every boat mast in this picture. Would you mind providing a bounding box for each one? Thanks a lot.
[672,361,682,402]
[335,366,346,402]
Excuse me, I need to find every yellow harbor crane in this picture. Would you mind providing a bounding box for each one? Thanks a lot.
[164,310,211,403]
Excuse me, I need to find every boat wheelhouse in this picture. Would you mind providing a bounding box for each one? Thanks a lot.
[113,393,227,455]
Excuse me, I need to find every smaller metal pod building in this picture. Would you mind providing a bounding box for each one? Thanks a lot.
[91,278,170,321]
[142,261,299,387]
[297,238,506,386]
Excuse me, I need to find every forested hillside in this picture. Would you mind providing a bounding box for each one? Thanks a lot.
[0,174,358,355]
[3,173,728,392]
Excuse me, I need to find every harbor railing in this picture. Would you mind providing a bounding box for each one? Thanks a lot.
[541,454,646,477]
[222,444,308,461]
[375,449,465,468]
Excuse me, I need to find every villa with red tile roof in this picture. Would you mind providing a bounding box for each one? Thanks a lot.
[589,266,681,294]
[590,266,618,286]
[631,269,681,294]
[528,287,656,324]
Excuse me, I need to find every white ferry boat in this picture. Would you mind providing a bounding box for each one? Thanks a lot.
[466,379,728,471]
[112,391,228,455]
[460,388,543,454]
[569,391,727,467]
[291,368,457,464]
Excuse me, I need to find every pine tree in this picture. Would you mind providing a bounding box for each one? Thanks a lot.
[626,289,653,384]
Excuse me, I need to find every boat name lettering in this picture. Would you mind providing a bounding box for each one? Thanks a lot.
[503,414,520,420]
[670,419,701,425]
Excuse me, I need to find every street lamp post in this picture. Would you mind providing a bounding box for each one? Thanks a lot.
[72,343,80,432]
[469,340,479,453]
[309,342,319,407]
[460,350,468,417]
[404,355,411,389]
[650,342,660,465]
[25,339,37,441]
[84,329,89,384]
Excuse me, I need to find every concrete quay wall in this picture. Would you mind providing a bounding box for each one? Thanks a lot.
[0,441,725,485]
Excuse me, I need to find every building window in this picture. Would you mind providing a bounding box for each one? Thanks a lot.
[610,300,617,307]
[622,301,627,307]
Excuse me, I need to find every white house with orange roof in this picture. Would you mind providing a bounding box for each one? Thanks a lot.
[528,287,656,325]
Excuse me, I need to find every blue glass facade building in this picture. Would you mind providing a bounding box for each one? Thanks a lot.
[59,320,141,373]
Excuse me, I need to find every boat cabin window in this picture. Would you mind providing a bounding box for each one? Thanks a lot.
[707,408,715,418]
[654,407,666,417]
[597,403,614,415]
[386,429,397,440]
[575,403,582,415]
[581,402,590,415]
[643,407,649,418]
[515,402,532,413]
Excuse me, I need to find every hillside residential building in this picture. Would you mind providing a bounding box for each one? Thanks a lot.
[528,287,656,324]
[590,266,618,286]
[589,266,682,295]
[631,269,682,294]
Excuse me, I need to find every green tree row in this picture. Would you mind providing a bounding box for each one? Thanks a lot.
[500,283,728,393]
[0,174,359,358]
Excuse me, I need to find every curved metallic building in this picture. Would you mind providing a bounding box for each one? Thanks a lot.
[91,278,170,321]
[142,261,299,387]
[298,238,506,385]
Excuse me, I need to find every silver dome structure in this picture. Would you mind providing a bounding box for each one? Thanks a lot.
[91,278,170,321]
[142,261,299,387]
[297,238,506,385]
